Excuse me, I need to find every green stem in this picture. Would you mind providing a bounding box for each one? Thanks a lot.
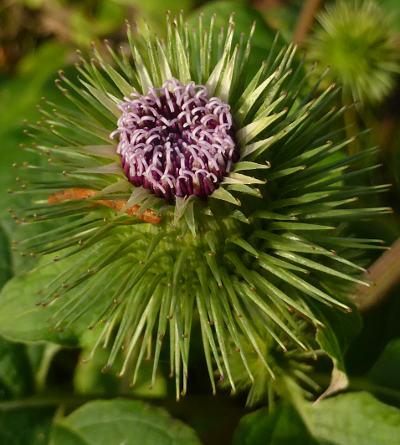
[0,392,157,411]
[0,395,92,411]
[276,375,314,430]
[35,343,62,392]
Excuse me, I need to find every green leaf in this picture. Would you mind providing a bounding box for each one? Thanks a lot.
[0,255,94,346]
[233,402,318,445]
[305,392,400,445]
[0,406,55,445]
[49,425,87,445]
[368,339,400,405]
[0,336,33,399]
[0,43,69,274]
[369,338,400,390]
[50,399,202,445]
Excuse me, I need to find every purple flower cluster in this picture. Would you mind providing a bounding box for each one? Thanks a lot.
[111,79,238,201]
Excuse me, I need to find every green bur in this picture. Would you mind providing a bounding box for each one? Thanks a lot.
[1,10,390,402]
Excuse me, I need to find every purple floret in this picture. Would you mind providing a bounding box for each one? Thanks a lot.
[111,79,238,201]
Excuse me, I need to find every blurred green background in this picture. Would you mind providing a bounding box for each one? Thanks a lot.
[1,1,400,444]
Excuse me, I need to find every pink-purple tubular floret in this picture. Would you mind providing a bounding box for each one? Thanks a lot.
[111,79,238,202]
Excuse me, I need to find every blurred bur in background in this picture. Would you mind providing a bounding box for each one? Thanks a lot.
[308,0,400,105]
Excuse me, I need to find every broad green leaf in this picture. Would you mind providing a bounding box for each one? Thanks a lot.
[368,339,400,406]
[0,43,69,274]
[49,425,87,445]
[0,255,96,346]
[0,222,53,397]
[0,406,55,445]
[236,393,400,445]
[0,336,33,399]
[233,402,318,445]
[305,392,400,445]
[369,338,400,389]
[50,399,202,445]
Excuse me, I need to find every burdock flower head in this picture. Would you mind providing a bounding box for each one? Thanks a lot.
[112,79,238,200]
[9,11,389,401]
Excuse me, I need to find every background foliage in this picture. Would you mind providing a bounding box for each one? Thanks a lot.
[0,0,399,443]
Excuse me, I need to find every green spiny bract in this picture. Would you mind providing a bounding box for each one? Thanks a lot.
[308,0,400,104]
[12,11,389,400]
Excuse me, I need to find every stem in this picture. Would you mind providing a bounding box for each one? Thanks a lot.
[352,238,400,312]
[0,395,93,411]
[0,392,162,411]
[292,0,323,45]
[35,343,61,392]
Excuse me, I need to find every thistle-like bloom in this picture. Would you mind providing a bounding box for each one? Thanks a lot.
[112,79,238,200]
[11,12,389,400]
[308,0,400,103]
